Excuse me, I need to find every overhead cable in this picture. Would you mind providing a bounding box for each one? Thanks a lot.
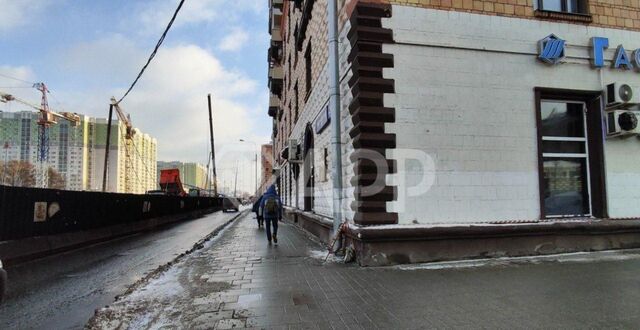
[0,72,34,85]
[116,0,186,105]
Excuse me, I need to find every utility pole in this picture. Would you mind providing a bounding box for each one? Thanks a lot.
[205,150,211,192]
[234,162,238,198]
[2,142,8,185]
[102,103,114,192]
[207,94,218,196]
[328,0,344,234]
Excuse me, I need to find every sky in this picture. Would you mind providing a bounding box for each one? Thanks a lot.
[0,0,271,194]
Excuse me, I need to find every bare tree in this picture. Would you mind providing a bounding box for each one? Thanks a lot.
[48,167,66,190]
[0,161,36,187]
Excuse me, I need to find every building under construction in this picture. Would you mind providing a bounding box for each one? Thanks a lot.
[0,111,157,193]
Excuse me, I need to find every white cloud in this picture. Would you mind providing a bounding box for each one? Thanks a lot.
[61,34,145,80]
[0,0,53,33]
[55,36,270,192]
[219,28,250,52]
[136,0,266,35]
[0,65,35,84]
[0,65,38,111]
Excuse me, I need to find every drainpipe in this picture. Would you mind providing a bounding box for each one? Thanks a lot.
[328,0,344,237]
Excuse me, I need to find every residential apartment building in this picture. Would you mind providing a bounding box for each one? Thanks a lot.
[157,161,209,189]
[0,111,90,190]
[0,111,157,193]
[268,0,640,265]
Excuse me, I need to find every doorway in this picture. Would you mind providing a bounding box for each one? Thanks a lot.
[303,124,314,211]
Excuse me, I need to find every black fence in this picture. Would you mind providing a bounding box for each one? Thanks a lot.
[0,185,222,241]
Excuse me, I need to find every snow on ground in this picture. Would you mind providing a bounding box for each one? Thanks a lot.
[87,260,187,329]
[394,248,640,271]
[347,218,602,231]
[87,211,247,329]
[307,249,344,263]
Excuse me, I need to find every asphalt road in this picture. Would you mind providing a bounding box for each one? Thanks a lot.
[0,209,243,330]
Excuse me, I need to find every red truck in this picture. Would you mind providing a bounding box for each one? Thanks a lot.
[158,169,187,196]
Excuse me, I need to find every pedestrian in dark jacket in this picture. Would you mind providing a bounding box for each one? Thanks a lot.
[252,195,264,228]
[259,185,282,244]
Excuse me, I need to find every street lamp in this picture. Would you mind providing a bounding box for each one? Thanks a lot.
[239,139,258,195]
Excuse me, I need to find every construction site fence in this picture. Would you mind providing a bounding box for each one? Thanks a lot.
[0,185,223,241]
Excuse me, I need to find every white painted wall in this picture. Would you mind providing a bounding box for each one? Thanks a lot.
[384,6,640,223]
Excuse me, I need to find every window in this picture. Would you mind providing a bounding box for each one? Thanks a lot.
[287,55,292,88]
[294,24,300,65]
[537,0,587,14]
[305,43,312,99]
[294,83,299,122]
[321,147,328,181]
[287,170,292,205]
[536,88,607,220]
[539,101,590,217]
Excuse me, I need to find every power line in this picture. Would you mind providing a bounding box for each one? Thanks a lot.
[130,137,154,187]
[0,72,34,85]
[47,91,67,112]
[116,0,185,105]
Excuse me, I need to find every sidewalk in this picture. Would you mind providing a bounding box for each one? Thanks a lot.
[88,212,640,329]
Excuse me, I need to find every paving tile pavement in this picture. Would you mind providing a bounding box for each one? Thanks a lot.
[89,211,640,329]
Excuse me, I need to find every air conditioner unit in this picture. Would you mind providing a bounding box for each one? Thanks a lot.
[606,83,637,108]
[606,110,640,137]
[287,139,300,162]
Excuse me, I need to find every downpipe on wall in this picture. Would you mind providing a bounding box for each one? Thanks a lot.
[328,0,344,251]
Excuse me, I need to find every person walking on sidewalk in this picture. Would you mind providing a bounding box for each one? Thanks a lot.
[259,185,282,244]
[252,194,264,228]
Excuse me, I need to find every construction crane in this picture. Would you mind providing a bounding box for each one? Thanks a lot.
[0,84,81,188]
[108,97,136,193]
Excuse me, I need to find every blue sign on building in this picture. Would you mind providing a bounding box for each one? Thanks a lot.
[314,104,330,134]
[538,34,565,65]
[539,34,640,70]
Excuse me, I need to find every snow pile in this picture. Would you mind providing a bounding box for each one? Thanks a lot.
[308,249,344,263]
[88,266,186,329]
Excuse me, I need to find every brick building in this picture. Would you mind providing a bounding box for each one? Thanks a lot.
[268,0,640,265]
[259,144,274,194]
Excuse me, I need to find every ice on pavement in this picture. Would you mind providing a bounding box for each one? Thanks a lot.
[395,249,640,270]
[89,265,185,329]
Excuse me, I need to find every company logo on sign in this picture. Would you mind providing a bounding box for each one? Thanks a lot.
[538,34,565,65]
[538,34,640,70]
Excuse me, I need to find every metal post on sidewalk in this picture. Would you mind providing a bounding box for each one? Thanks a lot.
[328,0,344,236]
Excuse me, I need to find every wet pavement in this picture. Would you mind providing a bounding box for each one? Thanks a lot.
[0,210,241,330]
[88,212,640,329]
